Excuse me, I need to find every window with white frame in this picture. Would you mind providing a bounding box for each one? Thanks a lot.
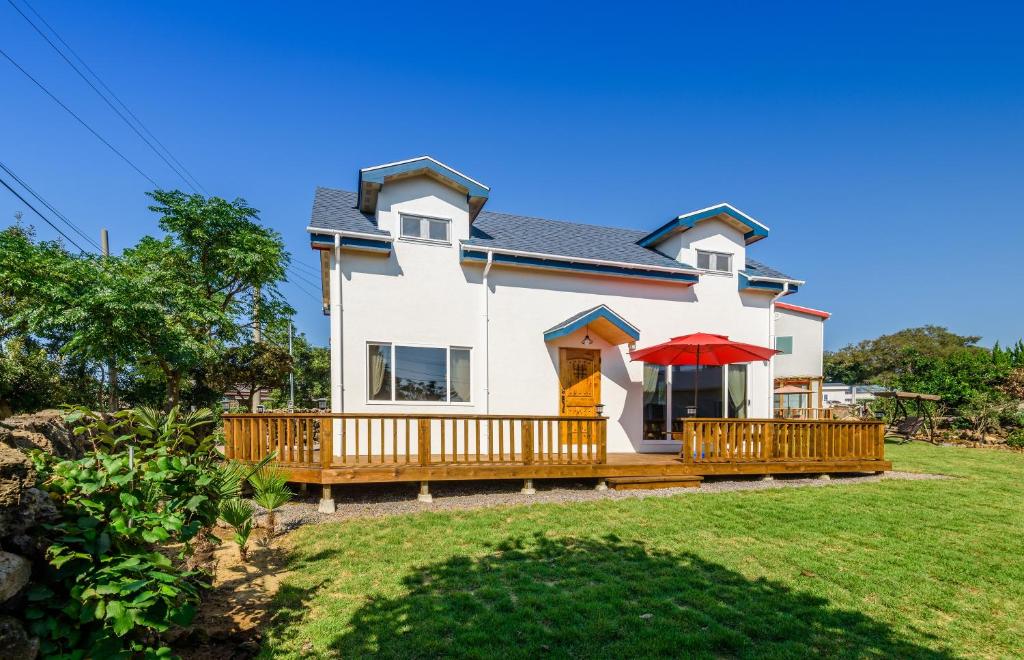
[367,343,471,403]
[696,249,733,273]
[400,214,450,243]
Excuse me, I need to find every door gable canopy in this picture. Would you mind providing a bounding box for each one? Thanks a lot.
[543,305,640,346]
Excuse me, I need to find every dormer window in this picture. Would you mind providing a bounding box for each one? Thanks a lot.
[696,250,733,274]
[401,214,450,244]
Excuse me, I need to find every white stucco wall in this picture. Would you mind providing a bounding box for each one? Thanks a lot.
[773,308,825,379]
[326,177,781,453]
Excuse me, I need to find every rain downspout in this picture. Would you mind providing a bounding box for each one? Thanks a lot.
[767,282,790,416]
[482,251,493,414]
[330,234,344,413]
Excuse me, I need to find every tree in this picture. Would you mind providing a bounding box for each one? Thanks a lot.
[960,392,1018,442]
[264,329,329,409]
[0,336,64,416]
[0,192,292,410]
[207,342,293,410]
[824,326,983,384]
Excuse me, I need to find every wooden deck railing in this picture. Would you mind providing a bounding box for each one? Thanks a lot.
[677,418,885,464]
[221,413,608,469]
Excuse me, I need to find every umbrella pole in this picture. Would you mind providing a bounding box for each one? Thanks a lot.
[693,345,700,416]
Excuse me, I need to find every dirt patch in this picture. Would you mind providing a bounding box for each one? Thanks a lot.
[174,526,290,659]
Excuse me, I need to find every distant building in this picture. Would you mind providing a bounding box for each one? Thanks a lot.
[822,383,884,407]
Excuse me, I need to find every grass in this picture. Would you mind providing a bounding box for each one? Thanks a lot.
[260,443,1024,658]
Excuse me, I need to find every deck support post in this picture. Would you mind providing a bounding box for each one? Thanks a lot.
[595,479,608,491]
[521,478,536,495]
[318,484,335,513]
[299,483,308,497]
[417,481,433,503]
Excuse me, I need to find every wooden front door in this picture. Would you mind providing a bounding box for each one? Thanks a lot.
[559,348,601,444]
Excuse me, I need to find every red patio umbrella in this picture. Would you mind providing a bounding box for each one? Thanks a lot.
[629,333,779,415]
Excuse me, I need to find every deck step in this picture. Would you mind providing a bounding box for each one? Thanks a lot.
[606,475,703,491]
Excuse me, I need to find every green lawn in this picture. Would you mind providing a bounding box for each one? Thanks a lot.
[260,444,1024,658]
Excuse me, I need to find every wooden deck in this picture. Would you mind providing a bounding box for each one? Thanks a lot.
[223,413,891,486]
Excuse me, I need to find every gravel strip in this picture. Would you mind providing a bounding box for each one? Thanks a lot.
[261,470,948,533]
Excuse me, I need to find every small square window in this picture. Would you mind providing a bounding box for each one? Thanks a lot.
[696,250,732,274]
[776,336,794,354]
[400,214,450,243]
[401,216,421,238]
[428,218,448,241]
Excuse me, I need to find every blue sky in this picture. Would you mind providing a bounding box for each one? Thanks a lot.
[1,1,1021,350]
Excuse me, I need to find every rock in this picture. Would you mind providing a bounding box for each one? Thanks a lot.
[0,614,39,659]
[0,410,88,459]
[0,552,30,603]
[2,488,58,557]
[0,445,33,511]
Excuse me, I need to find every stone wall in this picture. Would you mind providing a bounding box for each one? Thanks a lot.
[0,410,89,659]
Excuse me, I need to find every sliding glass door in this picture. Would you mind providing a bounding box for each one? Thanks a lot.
[641,363,749,440]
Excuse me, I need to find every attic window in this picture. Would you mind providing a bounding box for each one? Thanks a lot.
[696,250,732,274]
[401,214,450,244]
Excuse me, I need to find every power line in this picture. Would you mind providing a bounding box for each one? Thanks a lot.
[286,265,322,290]
[0,160,101,251]
[284,269,323,302]
[7,0,207,195]
[290,259,323,276]
[0,46,160,188]
[0,171,89,252]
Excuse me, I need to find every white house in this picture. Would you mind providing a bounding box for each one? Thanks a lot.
[773,302,830,413]
[307,156,824,454]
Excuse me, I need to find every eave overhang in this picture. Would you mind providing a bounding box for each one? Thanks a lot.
[357,156,490,222]
[308,229,393,255]
[461,246,699,284]
[544,305,640,346]
[639,203,771,248]
[738,271,803,295]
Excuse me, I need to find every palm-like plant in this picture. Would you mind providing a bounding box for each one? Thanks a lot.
[219,497,255,560]
[249,463,292,541]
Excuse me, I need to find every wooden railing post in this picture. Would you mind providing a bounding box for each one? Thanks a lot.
[598,418,607,464]
[322,417,333,469]
[223,418,234,459]
[681,421,694,464]
[764,421,774,461]
[521,420,534,465]
[418,418,431,466]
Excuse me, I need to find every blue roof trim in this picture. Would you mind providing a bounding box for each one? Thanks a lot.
[544,305,640,343]
[738,272,798,295]
[638,204,770,248]
[462,248,699,284]
[310,233,392,255]
[360,157,489,198]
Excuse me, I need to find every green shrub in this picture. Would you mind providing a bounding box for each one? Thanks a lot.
[219,498,255,560]
[26,406,233,657]
[249,463,292,542]
[1006,428,1024,449]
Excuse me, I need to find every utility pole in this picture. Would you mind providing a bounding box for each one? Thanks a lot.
[101,229,118,411]
[252,286,261,409]
[288,321,295,411]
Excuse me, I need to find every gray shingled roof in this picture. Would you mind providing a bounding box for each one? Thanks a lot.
[742,259,794,281]
[308,188,388,236]
[468,209,696,271]
[308,186,795,278]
